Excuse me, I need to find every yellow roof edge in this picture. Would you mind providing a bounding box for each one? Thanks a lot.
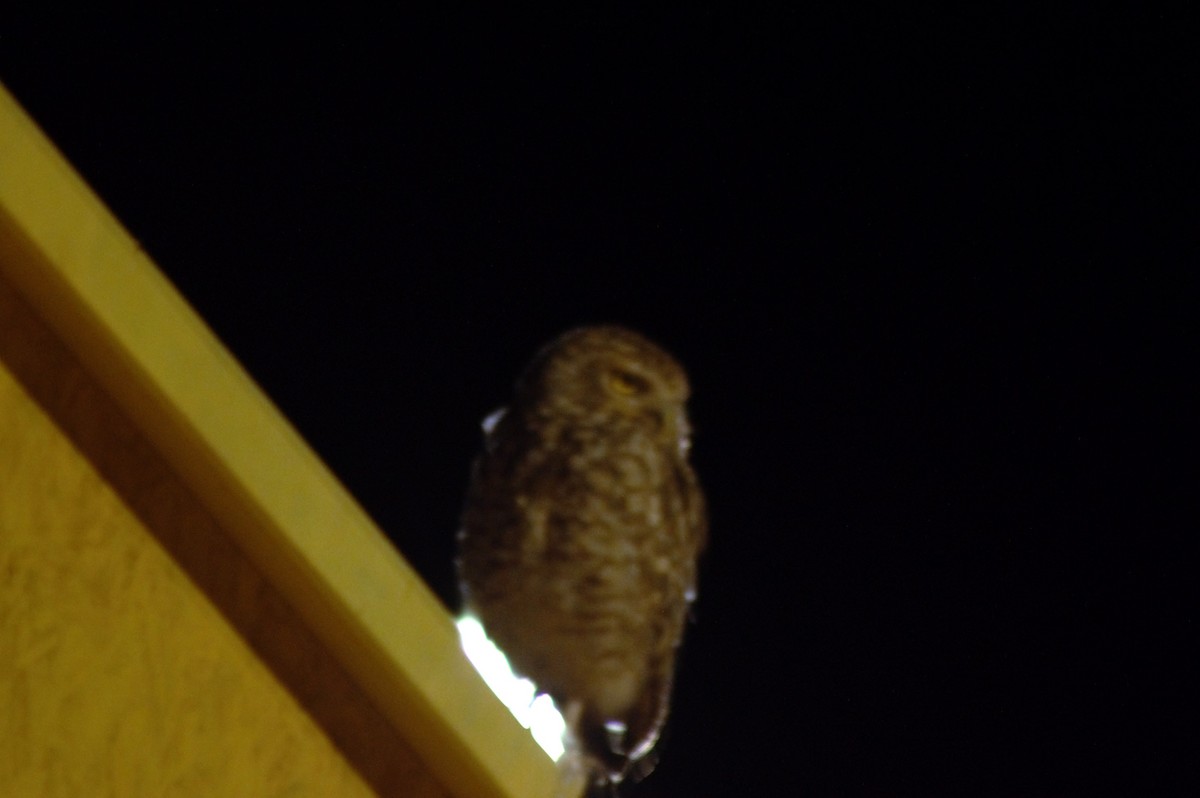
[0,82,563,798]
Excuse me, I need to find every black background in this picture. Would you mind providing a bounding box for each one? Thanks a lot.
[1,9,1192,795]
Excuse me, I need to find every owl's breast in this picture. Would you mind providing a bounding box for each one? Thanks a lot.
[460,419,697,683]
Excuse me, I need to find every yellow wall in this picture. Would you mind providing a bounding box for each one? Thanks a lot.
[0,280,410,796]
[0,82,572,798]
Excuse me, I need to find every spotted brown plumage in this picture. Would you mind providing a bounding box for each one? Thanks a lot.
[458,326,707,789]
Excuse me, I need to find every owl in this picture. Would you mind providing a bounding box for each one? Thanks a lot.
[457,325,707,788]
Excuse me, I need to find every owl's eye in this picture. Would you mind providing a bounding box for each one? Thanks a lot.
[607,370,650,396]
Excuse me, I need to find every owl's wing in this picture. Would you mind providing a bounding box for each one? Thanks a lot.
[604,461,707,780]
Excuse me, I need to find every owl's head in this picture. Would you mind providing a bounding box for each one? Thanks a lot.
[515,325,693,448]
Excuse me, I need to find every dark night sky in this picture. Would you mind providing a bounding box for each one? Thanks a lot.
[1,9,1193,796]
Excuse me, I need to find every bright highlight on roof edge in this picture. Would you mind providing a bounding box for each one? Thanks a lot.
[456,614,567,761]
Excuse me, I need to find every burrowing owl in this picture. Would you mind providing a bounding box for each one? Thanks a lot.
[458,325,707,788]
